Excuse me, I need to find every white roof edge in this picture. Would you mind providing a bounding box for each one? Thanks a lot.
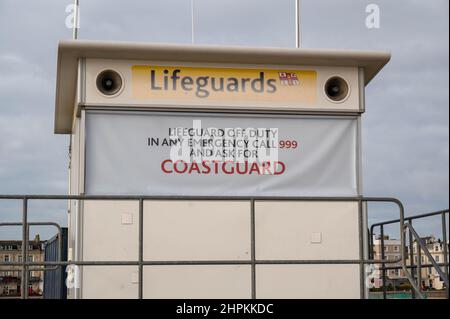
[54,40,391,134]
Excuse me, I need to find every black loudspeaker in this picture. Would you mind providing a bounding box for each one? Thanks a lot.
[324,76,349,102]
[96,70,123,96]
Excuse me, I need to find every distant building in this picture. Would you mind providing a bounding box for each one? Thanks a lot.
[407,236,448,290]
[0,235,45,297]
[372,234,448,290]
[372,236,407,287]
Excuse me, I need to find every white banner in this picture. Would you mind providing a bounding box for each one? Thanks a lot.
[85,111,358,196]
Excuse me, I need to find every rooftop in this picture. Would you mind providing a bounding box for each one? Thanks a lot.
[54,40,391,134]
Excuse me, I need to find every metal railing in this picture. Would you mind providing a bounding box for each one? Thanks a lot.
[370,209,449,299]
[0,194,411,299]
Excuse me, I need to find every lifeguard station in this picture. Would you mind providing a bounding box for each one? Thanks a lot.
[51,40,402,299]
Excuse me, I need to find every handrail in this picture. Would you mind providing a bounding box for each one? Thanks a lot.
[371,209,449,228]
[375,263,449,270]
[0,194,408,299]
[370,209,449,299]
[405,223,449,287]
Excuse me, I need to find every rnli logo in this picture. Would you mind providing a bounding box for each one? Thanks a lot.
[279,72,300,86]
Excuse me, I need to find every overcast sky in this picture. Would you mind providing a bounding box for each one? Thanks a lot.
[0,0,448,239]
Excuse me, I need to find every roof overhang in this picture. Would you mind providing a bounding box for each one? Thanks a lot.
[54,40,391,134]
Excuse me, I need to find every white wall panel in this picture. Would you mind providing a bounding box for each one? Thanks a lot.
[256,265,360,299]
[255,201,359,260]
[143,265,251,299]
[143,200,251,260]
[82,266,139,299]
[82,200,139,261]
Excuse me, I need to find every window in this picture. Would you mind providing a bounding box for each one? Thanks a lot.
[4,255,10,262]
[435,255,440,262]
[384,246,389,252]
[434,246,439,252]
[394,246,399,252]
[18,255,23,262]
[27,255,33,262]
[414,256,418,263]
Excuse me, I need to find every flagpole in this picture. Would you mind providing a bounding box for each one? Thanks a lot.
[191,0,195,44]
[73,0,80,40]
[295,0,300,48]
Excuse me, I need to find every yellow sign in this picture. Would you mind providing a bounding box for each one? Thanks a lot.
[132,65,317,105]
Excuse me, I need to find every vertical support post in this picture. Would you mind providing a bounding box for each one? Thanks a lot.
[21,198,29,299]
[295,0,301,48]
[76,198,83,299]
[442,212,449,299]
[358,199,365,299]
[59,224,63,265]
[417,241,422,293]
[380,225,387,299]
[250,199,256,299]
[408,220,416,299]
[138,198,144,299]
